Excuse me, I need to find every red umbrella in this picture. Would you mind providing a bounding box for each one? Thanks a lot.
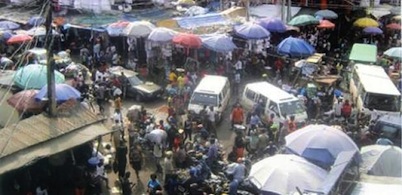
[7,34,33,44]
[7,90,45,113]
[317,20,335,29]
[386,23,401,30]
[172,33,202,48]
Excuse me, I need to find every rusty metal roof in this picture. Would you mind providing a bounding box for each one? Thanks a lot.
[0,106,104,159]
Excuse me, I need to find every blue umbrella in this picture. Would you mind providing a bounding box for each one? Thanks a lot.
[277,37,315,57]
[285,125,360,168]
[35,83,81,102]
[363,27,383,35]
[28,16,45,26]
[234,23,270,40]
[0,31,13,41]
[201,34,237,53]
[258,18,287,33]
[315,9,338,19]
[0,21,20,30]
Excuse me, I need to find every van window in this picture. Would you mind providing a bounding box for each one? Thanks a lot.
[259,96,268,110]
[268,101,279,115]
[279,100,304,116]
[222,82,229,97]
[246,89,257,101]
[364,93,400,112]
[190,92,218,106]
[219,92,223,104]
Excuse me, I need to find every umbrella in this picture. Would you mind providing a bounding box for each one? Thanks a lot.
[362,26,383,35]
[28,16,45,26]
[176,0,196,5]
[353,17,379,28]
[288,15,320,26]
[258,18,287,33]
[0,31,13,41]
[7,90,45,113]
[277,37,315,58]
[201,34,237,53]
[122,21,156,37]
[26,26,59,37]
[361,145,401,177]
[286,25,300,32]
[148,27,178,42]
[185,6,208,16]
[172,33,202,48]
[106,21,130,37]
[146,129,167,144]
[384,47,402,59]
[285,124,359,168]
[0,21,20,30]
[7,34,32,44]
[35,83,81,102]
[317,20,335,29]
[234,23,270,40]
[13,64,65,89]
[315,9,338,19]
[248,154,328,195]
[386,23,401,30]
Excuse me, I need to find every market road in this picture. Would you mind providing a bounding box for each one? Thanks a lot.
[103,77,258,194]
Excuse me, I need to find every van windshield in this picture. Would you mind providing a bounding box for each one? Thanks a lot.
[279,100,305,116]
[364,93,400,112]
[190,92,218,106]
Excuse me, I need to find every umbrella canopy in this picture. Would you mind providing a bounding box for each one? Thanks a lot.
[277,37,315,58]
[285,124,360,168]
[13,64,65,90]
[177,0,196,5]
[386,23,401,30]
[258,18,287,33]
[361,145,402,177]
[0,21,20,30]
[201,34,237,53]
[363,26,383,35]
[384,47,402,59]
[248,154,328,195]
[7,34,33,44]
[7,90,45,113]
[106,21,130,37]
[26,26,59,37]
[148,27,178,42]
[234,23,270,40]
[353,17,379,28]
[288,15,320,26]
[393,15,401,21]
[35,83,81,102]
[0,31,13,41]
[317,20,335,29]
[172,33,202,48]
[185,6,208,16]
[122,21,156,37]
[28,16,45,26]
[146,129,167,144]
[315,9,338,19]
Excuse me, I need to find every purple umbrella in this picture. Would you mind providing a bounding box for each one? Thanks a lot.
[363,27,383,35]
[234,22,271,40]
[28,16,45,26]
[259,18,287,33]
[0,21,20,30]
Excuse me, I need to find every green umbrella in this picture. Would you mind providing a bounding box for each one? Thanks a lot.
[288,15,320,26]
[13,64,65,90]
[384,47,402,59]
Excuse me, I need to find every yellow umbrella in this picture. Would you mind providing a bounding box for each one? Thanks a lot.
[353,17,379,28]
[393,15,401,21]
[177,0,195,5]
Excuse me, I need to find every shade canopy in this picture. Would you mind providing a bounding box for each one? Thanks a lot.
[234,22,270,40]
[106,21,130,37]
[285,124,360,168]
[315,9,338,19]
[288,14,320,26]
[258,18,287,33]
[122,21,156,37]
[201,34,237,53]
[7,34,33,44]
[277,37,315,58]
[248,154,328,195]
[0,21,20,30]
[353,17,379,28]
[148,27,178,42]
[172,33,202,48]
[317,20,335,29]
[349,43,378,63]
[361,145,402,178]
[145,129,167,144]
[35,83,81,102]
[13,64,65,90]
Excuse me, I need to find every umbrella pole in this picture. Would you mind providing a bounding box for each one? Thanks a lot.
[45,2,57,116]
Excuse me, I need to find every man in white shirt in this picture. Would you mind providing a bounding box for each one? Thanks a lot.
[207,106,217,135]
[234,59,243,72]
[333,97,343,118]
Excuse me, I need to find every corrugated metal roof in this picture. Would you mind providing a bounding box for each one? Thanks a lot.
[0,106,104,159]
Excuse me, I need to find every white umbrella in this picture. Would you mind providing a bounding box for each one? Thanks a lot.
[361,145,402,177]
[27,26,58,36]
[148,27,178,42]
[384,47,402,59]
[123,21,156,38]
[146,129,167,144]
[248,154,328,195]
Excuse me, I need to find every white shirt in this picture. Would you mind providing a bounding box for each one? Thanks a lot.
[36,187,48,195]
[334,101,343,116]
[113,112,123,124]
[207,110,216,122]
[153,144,163,158]
[235,60,242,70]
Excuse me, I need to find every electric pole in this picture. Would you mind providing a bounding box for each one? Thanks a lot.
[281,0,285,22]
[286,0,292,22]
[45,0,57,116]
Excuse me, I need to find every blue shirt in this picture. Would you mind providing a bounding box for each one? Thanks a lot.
[249,115,260,126]
[207,144,218,160]
[233,163,246,182]
[147,179,161,190]
[229,179,239,195]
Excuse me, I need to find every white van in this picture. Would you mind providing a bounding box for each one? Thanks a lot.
[241,81,307,125]
[187,75,231,122]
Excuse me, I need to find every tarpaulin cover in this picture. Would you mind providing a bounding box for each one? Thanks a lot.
[175,13,229,29]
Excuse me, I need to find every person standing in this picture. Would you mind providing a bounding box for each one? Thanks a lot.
[153,143,163,173]
[121,172,135,195]
[116,141,128,178]
[129,143,143,180]
[233,70,241,96]
[207,106,217,135]
[287,115,297,135]
[163,151,175,184]
[231,103,244,128]
[183,116,193,142]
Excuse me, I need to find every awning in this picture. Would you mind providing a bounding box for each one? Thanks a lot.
[349,43,378,63]
[0,123,110,175]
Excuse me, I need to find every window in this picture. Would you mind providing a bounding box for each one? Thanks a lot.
[279,100,305,116]
[268,101,279,115]
[190,92,218,106]
[246,89,256,100]
[364,93,401,112]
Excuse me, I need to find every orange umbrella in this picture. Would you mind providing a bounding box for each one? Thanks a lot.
[386,23,401,30]
[7,34,32,44]
[172,33,202,48]
[317,20,335,29]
